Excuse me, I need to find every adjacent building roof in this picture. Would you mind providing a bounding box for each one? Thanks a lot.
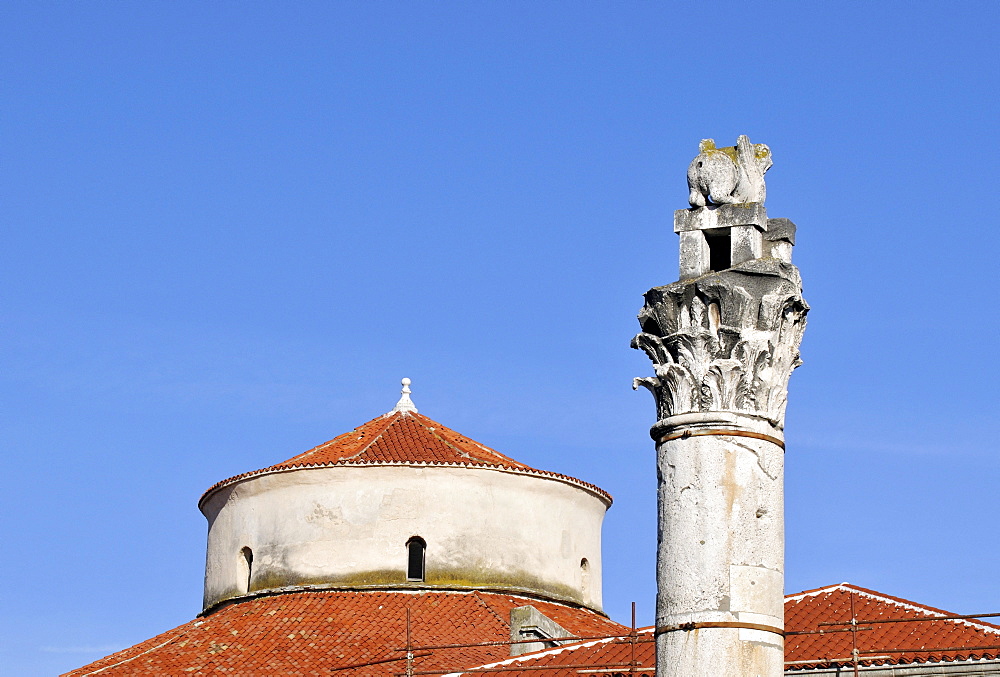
[785,583,1000,670]
[443,584,1000,675]
[63,590,627,677]
[200,410,612,504]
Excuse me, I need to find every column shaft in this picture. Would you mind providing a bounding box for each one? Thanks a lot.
[655,429,784,676]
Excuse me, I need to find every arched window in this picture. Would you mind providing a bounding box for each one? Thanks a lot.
[239,547,253,594]
[406,537,426,582]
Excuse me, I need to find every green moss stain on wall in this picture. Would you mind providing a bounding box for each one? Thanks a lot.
[208,564,589,610]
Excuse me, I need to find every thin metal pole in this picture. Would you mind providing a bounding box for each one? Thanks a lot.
[630,602,637,675]
[785,626,873,636]
[859,643,1000,654]
[399,663,636,675]
[850,590,859,677]
[329,652,433,672]
[395,632,650,653]
[406,607,414,677]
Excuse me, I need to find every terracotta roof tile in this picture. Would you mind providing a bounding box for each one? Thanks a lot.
[200,411,612,504]
[63,590,626,677]
[272,412,532,469]
[66,584,1000,675]
[785,583,1000,669]
[448,628,655,676]
[449,584,1000,675]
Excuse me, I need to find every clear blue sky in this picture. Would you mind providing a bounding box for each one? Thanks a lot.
[3,3,999,675]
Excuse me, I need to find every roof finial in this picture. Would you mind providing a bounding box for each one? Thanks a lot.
[392,377,418,414]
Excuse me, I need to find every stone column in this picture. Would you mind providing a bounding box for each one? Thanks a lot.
[633,201,807,677]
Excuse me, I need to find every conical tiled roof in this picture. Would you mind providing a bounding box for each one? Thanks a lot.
[201,410,611,504]
[274,411,536,469]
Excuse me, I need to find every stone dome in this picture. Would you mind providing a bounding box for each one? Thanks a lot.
[198,391,612,613]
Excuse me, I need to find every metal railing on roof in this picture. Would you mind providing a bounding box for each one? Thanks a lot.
[325,595,1000,676]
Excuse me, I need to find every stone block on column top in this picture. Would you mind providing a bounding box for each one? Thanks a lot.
[674,203,768,233]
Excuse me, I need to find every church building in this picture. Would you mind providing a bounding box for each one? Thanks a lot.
[66,383,627,675]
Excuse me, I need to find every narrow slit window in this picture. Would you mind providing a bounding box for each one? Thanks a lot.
[705,231,731,272]
[240,546,253,594]
[406,537,426,582]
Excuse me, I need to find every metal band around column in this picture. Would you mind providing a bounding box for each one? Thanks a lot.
[658,428,785,449]
[654,621,785,637]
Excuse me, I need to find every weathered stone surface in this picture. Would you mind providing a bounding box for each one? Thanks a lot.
[678,230,710,280]
[764,218,796,245]
[764,218,796,263]
[731,224,763,266]
[636,140,806,676]
[632,258,808,430]
[634,263,805,676]
[653,430,785,676]
[674,202,768,233]
[509,605,576,656]
[687,135,772,207]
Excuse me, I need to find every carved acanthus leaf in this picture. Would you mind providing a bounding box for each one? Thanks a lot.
[661,363,698,417]
[633,262,807,428]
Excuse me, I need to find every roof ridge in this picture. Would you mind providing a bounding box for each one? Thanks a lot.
[273,413,396,466]
[337,412,403,463]
[839,584,1000,634]
[413,416,477,462]
[471,591,511,628]
[74,625,194,676]
[786,583,1000,635]
[445,627,655,675]
[414,414,530,467]
[417,418,497,465]
[784,583,851,601]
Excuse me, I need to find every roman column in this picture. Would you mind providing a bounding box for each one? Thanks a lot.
[632,136,808,676]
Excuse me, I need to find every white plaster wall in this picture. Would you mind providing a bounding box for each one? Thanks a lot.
[200,465,609,613]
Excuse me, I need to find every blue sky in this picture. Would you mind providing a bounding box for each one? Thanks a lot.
[3,2,999,675]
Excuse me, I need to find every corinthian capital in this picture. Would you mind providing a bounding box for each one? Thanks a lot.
[632,257,808,430]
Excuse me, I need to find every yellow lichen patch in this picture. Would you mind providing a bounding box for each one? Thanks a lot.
[715,145,740,163]
[251,568,406,592]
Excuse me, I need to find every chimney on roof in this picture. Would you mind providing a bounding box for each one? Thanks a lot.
[509,606,575,656]
[632,136,808,677]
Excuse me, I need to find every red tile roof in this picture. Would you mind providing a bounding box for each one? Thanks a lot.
[449,628,655,676]
[200,411,612,505]
[62,590,626,677]
[447,583,1000,675]
[785,583,1000,669]
[64,584,1000,675]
